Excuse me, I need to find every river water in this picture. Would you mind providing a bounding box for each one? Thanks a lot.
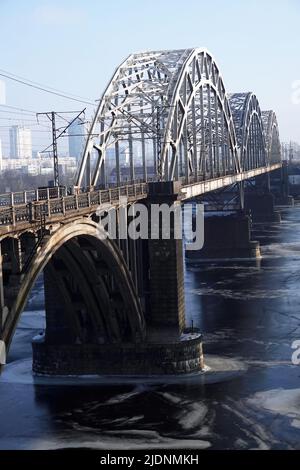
[1,205,300,450]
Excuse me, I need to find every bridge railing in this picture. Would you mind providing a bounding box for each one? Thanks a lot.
[0,186,67,207]
[0,182,148,227]
[0,178,154,208]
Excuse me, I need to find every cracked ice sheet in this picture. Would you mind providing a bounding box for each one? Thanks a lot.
[247,388,300,422]
[0,432,211,450]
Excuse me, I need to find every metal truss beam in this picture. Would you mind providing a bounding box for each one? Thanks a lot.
[74,48,282,190]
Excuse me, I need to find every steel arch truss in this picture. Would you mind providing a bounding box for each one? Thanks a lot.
[229,93,267,171]
[159,49,240,182]
[76,49,186,187]
[75,49,281,188]
[75,48,240,187]
[262,111,281,164]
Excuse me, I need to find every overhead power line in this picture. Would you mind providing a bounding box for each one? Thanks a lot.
[0,109,42,117]
[0,127,51,133]
[0,142,46,150]
[0,104,44,115]
[0,68,96,106]
[0,117,50,124]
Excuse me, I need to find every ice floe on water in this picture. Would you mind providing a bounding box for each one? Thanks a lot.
[105,389,147,404]
[247,388,300,420]
[17,310,45,330]
[261,242,300,258]
[176,402,208,430]
[291,419,300,429]
[156,391,209,431]
[0,433,211,450]
[190,286,299,300]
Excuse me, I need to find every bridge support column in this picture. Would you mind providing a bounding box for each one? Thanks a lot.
[146,182,185,337]
[42,264,75,344]
[10,238,23,273]
[186,211,260,261]
[143,181,204,372]
[270,161,294,206]
[244,173,281,222]
[244,192,281,223]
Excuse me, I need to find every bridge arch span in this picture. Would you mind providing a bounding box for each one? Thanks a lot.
[229,92,267,171]
[2,218,145,357]
[76,48,240,187]
[262,110,281,164]
[159,49,240,181]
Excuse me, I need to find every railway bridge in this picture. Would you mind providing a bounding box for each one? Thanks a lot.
[0,48,288,375]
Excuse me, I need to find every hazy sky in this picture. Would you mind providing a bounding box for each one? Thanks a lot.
[0,0,299,154]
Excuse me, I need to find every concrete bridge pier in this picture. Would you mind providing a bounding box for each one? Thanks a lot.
[144,181,204,372]
[270,160,294,206]
[186,210,260,261]
[145,182,185,339]
[244,192,281,223]
[244,174,281,223]
[186,184,260,261]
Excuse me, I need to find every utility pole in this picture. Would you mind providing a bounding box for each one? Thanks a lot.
[51,112,59,186]
[37,111,60,186]
[37,109,86,187]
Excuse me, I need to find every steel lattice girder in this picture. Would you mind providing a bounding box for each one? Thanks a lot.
[229,92,268,170]
[75,48,281,188]
[261,110,281,164]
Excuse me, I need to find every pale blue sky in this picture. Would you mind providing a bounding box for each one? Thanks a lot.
[0,0,299,153]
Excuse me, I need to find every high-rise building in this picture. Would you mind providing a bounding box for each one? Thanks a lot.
[68,117,86,160]
[9,126,32,159]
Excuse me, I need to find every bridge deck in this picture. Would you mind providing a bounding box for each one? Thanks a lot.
[181,163,281,200]
[0,163,281,236]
